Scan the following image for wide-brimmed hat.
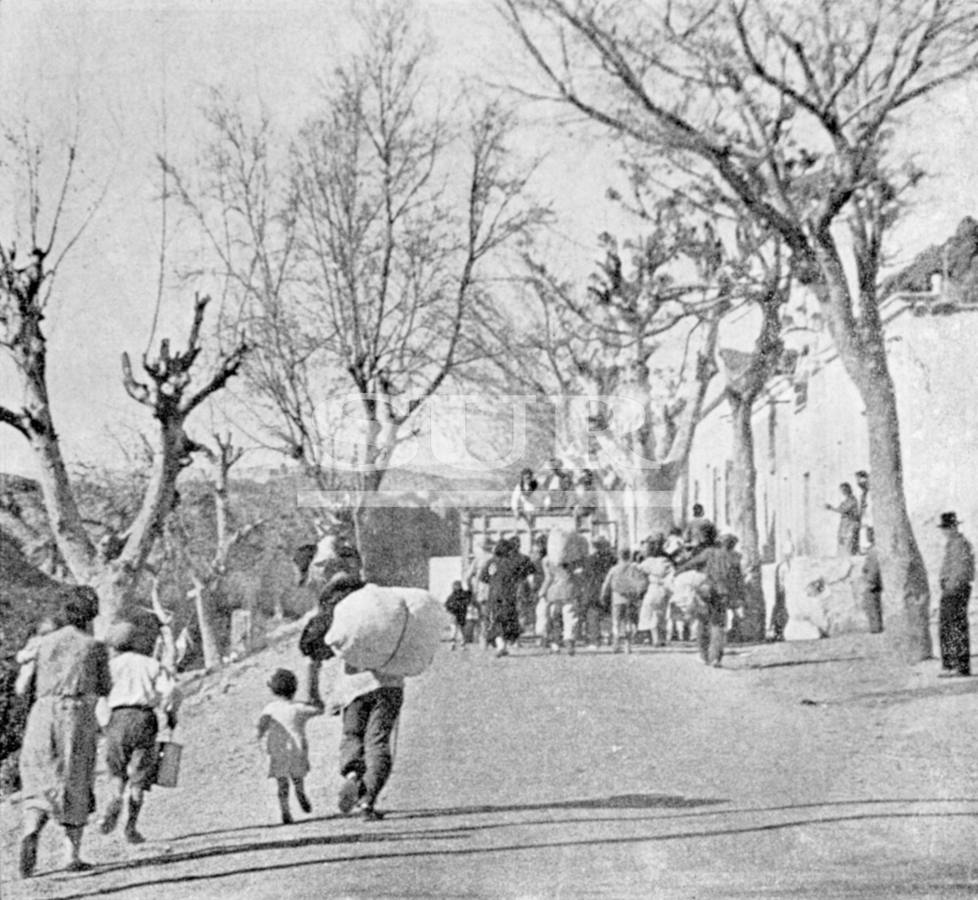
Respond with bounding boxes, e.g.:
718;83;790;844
938;511;961;529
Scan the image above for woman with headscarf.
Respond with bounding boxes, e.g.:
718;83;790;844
18;586;111;877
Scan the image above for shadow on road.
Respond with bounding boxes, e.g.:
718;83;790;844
395;792;725;820
737;656;864;670
41;806;978;900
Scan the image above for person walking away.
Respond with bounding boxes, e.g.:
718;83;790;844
825;482;861;556
99;618;181;844
540;554;585;655
444;580;472;650
676;524;734;667
299;572;366;704
257;668;324;823
937;512;975;678
581;537;616;648
860;527;884;634
481;537;535;657
638;534;674;647
467;538;494;650
601;550;648;654
18;587;111;877
333;662;405;821
13;615;58;701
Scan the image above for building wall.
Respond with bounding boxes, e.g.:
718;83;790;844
686;304;978;595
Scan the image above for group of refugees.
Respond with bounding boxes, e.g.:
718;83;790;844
14;589;180;878
449;503;747;667
14;565;408;879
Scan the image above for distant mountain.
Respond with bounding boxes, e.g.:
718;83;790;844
882;216;978;301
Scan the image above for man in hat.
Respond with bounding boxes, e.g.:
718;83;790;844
937;512;975;678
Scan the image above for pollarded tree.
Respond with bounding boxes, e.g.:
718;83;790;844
0;130;248;623
519;199;727;546
502;0;978;660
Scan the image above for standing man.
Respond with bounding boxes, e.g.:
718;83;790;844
937;512;975;679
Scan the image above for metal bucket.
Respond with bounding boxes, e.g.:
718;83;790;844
154;739;182;788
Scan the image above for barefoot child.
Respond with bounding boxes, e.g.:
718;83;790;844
257;668;324;824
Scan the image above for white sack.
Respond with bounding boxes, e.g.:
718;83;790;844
325;584;449;677
546;528;589;565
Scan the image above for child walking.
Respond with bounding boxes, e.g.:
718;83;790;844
257;668;324;824
99;619;180;844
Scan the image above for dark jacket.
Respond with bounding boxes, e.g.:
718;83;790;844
941;532;975;596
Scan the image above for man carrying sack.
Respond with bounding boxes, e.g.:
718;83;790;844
319;577;448;821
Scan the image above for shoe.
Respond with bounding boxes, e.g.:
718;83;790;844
19;833;39;879
99;797;123;834
338;773;364;814
358;806;386;822
64;859;93;873
495;646;509;658
124;827;146;844
297;794;312;814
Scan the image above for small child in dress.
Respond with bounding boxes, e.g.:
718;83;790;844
257;668;324;824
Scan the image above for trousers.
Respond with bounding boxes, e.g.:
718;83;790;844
939;589;971;675
339;686;404;806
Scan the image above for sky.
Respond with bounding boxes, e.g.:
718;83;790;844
1;0;976;479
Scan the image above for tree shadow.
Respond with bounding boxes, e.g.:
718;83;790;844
738;655;864;670
835;680;978;706
46;807;978;900
394;792;725;821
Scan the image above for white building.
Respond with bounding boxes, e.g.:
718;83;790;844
686;283;978;599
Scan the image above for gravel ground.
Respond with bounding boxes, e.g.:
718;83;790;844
3;628;978;899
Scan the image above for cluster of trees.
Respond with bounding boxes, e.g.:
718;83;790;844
2;0;976;662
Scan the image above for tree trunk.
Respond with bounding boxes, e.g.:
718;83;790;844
728;393;766;642
815;253;931;662
856;355;931;661
22;370;96;582
191;576;223;669
631;463;681;542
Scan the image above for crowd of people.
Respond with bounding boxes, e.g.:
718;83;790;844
452;503;748;666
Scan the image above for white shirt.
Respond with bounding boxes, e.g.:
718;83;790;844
108;651;177;710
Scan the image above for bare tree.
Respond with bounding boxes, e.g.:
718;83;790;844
165;433;264;669
0;127;248;621
288;6;545;493
517;201;727;546
502;0;978;660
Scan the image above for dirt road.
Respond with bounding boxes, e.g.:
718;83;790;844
3;632;978;899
